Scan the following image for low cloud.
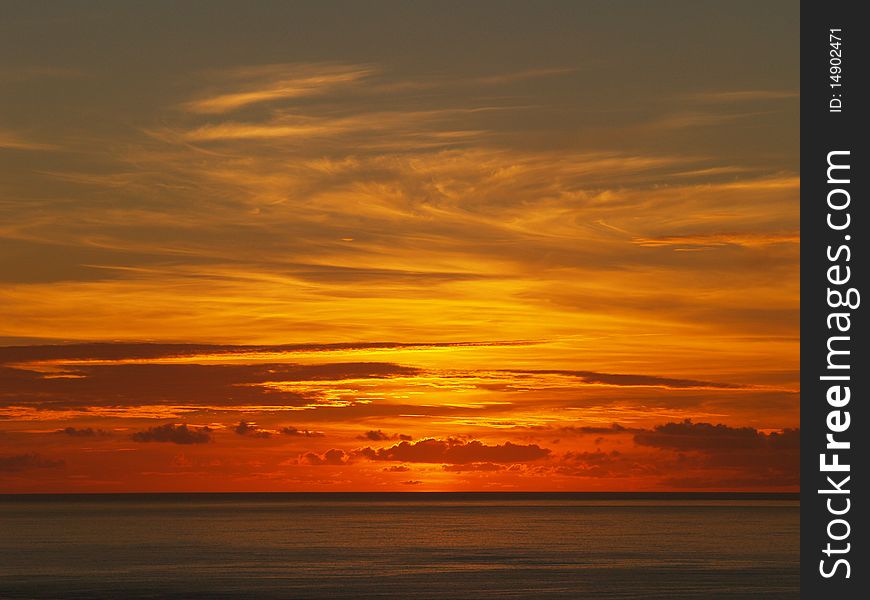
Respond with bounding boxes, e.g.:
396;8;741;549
547;423;640;437
356;438;550;465
634;420;798;451
233;421;271;438
132;424;212;444
556;449;651;478
443;462;505;472
53;426;110;437
0;452;65;472
634;420;800;487
302;448;351;466
281;426;325;437
357;429;412;442
301;449;350;466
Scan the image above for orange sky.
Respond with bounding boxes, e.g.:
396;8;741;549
0;2;798;492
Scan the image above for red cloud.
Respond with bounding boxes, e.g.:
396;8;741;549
301;449;350;465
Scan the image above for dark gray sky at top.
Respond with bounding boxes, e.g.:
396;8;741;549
2;0;797;167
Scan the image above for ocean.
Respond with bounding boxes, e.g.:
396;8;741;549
0;493;798;599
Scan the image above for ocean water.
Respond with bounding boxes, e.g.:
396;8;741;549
0;493;798;599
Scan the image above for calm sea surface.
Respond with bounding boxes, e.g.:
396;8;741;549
0;493;798;599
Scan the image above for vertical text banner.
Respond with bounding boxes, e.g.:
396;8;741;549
802;0;866;596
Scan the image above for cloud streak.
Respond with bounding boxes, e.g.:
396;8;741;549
183;63;377;114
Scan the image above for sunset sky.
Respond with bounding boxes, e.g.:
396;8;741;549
0;1;799;492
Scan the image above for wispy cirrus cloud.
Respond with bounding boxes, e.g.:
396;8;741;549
182;63;378;114
181;62;578;116
0;130;57;151
689;89;799;103
633;231;799;250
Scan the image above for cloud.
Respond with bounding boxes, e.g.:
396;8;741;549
0;130;56;151
0;341;526;366
634;420;797;451
183;63;377;114
0;452;65;472
690;90;799;103
233;421;271;438
0;359;421;409
383;465;410;472
525;420;801;488
634;420;800;487
541;423;640;437
357;429;412;441
555;449;651;478
301;449;349;466
280;426;324;438
360;429;390;441
633;232;799;250
442;462;505;472
180;63;572;118
356;438;550;464
172;108;496;144
178;121;341;142
401;480;423;485
53;427;109;437
475;67;576;85
504;370;740;390
647;110;773;132
132;424;212;444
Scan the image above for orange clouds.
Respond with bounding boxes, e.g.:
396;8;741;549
0;45;798;492
0;335;799;491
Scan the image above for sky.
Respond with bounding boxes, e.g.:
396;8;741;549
0;1;799;492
